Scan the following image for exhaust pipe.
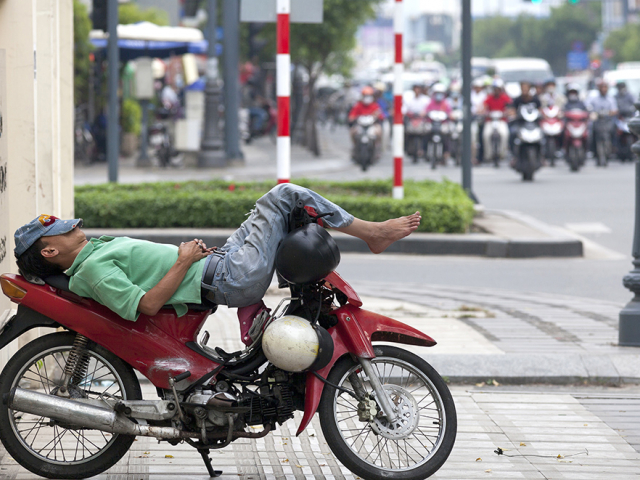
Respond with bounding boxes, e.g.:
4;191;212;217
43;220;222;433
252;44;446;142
6;387;199;440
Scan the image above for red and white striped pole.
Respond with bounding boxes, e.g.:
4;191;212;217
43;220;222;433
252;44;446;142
276;0;291;184
393;0;404;199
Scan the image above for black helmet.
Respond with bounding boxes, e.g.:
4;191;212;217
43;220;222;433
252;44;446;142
275;223;341;285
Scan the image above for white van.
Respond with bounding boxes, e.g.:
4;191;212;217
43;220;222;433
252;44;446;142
604;68;640;98
491;58;554;98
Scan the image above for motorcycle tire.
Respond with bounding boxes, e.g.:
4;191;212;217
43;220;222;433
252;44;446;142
318;345;457;480
567;145;580;172
412;137;420;164
596;139;606;167
491;137;500;168
547;137;556;167
521;146;536;181
0;332;142;479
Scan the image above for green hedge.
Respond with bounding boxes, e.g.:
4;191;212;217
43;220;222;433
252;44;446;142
75;179;475;233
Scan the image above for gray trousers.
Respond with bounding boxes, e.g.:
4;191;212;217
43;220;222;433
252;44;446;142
201;184;354;307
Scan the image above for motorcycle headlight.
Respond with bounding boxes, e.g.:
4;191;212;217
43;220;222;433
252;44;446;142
262;316;334;372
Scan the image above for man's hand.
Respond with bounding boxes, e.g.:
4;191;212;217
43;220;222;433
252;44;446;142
178;239;213;265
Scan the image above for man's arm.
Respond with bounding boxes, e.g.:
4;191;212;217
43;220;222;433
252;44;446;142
138;240;212;316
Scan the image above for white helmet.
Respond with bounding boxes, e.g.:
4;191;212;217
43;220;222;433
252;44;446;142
432;83;446;94
262;316;333;372
492;78;504;89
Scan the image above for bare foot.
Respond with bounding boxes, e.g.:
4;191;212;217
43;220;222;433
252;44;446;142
366;211;421;254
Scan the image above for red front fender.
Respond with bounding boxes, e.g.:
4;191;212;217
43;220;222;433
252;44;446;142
296;305;436;435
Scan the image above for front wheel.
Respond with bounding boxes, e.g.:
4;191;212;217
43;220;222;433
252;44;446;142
318;345;457;480
0;332;142;479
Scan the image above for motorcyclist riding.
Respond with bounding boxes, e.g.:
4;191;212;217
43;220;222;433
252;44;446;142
348;86;384;160
509;81;541;155
482;79;511;164
588;79;617;166
615;81;635;117
564;84;587;112
541;78;566;109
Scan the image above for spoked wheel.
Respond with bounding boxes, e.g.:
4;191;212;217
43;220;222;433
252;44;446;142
0;332;142;479
319;345;457;480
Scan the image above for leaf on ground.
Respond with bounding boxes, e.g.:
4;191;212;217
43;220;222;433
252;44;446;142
476;457;482;462
557;454;564;459
295;465;303;468
476;382;485;387
520;442;526;447
485;469;492;473
165;455;174;458
281;459;289;463
143;452;150;454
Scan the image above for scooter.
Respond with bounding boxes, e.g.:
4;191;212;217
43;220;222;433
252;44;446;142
513;104;543;181
540;104;564;167
483;111;509;167
449;109;464;166
352;115;379;171
425;110;450;170
616;113;635;162
405;113;428;163
0;205;457;480
563;109;589;172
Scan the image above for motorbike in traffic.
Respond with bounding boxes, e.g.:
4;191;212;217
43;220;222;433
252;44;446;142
405;113;428;163
352;114;379;171
0;204;457;480
425;110;450;170
483;111;509;167
513;104;543;181
540;104;564;167
563;109;589;172
449;109;464;166
616;114;635;162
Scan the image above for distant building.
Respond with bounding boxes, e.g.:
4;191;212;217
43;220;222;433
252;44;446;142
408;14;455;53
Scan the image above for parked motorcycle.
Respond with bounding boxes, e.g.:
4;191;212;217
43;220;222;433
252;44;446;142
353;114;379;171
513;104;543;181
482;111;509;167
592;111;614;167
405;113;428;163
148;122;173;167
540;104;564;167
616;114;635;162
425;110;449;170
0;204;457;480
563;109;589;172
246;103;277;144
449;109;464;166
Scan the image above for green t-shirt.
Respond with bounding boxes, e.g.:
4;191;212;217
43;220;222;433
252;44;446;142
66;236;206;321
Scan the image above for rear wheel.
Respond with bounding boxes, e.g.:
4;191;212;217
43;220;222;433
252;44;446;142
596;137;607;166
567;145;580;172
521;146;536;181
412;136;420;164
319;346;457;480
547;137;556;167
0;332;141;479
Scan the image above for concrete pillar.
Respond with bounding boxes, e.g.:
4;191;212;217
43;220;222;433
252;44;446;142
0;0;74;368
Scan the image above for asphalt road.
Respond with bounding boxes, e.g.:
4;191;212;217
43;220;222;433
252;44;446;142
314;126;636;305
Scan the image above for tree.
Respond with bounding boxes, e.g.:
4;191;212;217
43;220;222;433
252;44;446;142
73;0;93;107
258;0;382;156
472;4;600;76
605;24;640;64
118;3;169;26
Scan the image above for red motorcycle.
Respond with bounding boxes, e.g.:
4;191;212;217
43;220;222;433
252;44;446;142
0;208;456;480
540;104;564;167
563;109;589;172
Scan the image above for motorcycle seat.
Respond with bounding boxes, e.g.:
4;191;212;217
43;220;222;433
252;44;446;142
43;274;216;313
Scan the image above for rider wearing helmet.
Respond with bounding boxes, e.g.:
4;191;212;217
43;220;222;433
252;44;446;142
541;78;566;109
482;78;512;114
615;81;636;117
347;86;384;160
564;83;587;112
426;83;452;114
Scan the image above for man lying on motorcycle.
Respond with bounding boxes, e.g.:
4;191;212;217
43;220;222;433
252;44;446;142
14;184;421;338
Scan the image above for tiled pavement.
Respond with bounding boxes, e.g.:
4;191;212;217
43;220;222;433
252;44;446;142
2;284;640;479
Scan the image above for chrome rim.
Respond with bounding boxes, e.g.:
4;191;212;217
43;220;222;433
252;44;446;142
9;345;127;465
332;357;446;472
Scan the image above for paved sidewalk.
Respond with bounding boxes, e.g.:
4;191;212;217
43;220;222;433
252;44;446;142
2;284;640;479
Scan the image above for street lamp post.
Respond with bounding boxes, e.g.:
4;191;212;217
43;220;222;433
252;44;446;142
198;0;225;167
619;101;640;346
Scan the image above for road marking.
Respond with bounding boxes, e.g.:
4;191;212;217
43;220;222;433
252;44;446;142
565;222;612;234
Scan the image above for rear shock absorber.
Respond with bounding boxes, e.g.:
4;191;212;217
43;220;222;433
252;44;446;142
62;334;91;390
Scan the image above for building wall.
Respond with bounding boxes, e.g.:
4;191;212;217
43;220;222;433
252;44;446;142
0;0;74;368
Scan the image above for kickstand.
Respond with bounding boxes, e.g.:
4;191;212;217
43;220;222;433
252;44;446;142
199;449;222;478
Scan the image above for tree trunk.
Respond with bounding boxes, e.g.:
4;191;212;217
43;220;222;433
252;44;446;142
304;70;320;157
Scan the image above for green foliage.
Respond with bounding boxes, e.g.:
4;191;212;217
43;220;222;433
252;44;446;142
605;24;640;64
118;3;169;26
121;99;142;135
75;180;475;233
73;0;93;106
473;4;600;75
